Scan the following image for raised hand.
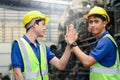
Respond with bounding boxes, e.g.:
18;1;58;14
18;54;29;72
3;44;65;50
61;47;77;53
65;24;78;45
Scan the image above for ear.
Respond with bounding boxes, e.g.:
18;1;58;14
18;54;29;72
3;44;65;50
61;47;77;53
103;21;107;27
88;26;91;32
32;22;37;28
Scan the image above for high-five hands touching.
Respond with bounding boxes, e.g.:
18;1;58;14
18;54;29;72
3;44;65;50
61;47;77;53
65;24;78;45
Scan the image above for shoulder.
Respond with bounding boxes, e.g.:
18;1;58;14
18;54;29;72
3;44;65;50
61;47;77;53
45;46;55;62
12;40;19;48
96;36;116;53
98;37;113;47
12;38;24;46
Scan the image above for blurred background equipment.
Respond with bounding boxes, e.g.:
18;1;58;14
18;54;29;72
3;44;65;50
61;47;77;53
52;0;120;80
0;0;120;80
0;0;71;79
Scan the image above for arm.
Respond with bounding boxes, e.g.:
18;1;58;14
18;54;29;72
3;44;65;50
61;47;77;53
66;24;96;67
49;25;75;70
13;68;24;80
11;41;24;80
72;46;96;67
49;45;71;70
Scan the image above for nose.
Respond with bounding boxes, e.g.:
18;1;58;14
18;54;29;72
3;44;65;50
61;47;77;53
44;25;47;30
91;21;96;26
89;22;96;28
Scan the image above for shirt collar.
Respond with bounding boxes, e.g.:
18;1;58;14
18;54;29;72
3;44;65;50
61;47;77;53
98;31;109;40
23;35;40;46
94;31;109;47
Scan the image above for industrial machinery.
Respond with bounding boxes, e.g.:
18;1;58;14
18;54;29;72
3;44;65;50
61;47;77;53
49;0;120;80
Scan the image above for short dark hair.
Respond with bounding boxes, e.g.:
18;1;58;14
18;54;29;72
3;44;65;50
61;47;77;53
35;18;45;25
88;14;107;22
26;18;45;32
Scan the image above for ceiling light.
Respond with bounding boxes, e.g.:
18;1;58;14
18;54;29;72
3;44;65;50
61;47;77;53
33;0;72;5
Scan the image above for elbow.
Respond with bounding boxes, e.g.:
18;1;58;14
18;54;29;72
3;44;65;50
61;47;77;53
83;62;91;68
56;64;66;70
57;66;65;71
58;68;64;71
82;58;95;67
56;62;66;70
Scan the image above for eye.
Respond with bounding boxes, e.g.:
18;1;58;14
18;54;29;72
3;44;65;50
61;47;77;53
88;20;93;24
94;20;99;23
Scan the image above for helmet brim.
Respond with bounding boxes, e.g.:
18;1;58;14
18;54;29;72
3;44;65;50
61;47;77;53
45;17;50;24
84;13;110;24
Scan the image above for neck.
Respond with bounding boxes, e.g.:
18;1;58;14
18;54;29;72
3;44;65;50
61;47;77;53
95;30;106;39
26;31;37;46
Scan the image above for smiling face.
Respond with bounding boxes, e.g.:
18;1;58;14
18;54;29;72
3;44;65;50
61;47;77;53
88;15;107;38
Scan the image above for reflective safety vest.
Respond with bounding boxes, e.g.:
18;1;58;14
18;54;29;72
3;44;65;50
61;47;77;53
16;38;49;80
90;34;120;80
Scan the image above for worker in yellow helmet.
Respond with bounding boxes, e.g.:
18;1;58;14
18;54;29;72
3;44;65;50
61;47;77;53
66;6;120;80
11;10;72;80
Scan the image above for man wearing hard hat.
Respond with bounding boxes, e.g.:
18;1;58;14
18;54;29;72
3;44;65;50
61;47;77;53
11;11;72;80
66;6;120;80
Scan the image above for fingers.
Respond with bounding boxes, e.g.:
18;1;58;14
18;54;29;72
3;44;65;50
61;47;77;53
68;24;75;35
69;24;74;29
75;33;78;40
65;24;78;45
66;24;75;37
68;24;74;33
66;25;68;33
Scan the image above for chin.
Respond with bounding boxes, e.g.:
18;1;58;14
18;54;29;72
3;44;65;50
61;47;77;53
38;35;44;37
91;32;95;36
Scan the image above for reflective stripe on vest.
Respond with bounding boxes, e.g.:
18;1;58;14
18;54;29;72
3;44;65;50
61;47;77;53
90;34;120;74
91;67;120;74
17;38;48;80
24;70;48;79
18;38;31;73
104;34;120;68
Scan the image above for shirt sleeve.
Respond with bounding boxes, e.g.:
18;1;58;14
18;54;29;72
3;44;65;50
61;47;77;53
90;37;116;62
46;46;55;62
11;41;24;72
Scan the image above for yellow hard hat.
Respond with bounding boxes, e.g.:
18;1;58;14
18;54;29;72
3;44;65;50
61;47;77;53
23;11;49;28
84;6;110;23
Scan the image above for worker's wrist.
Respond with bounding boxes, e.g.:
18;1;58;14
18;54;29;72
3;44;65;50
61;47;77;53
70;42;77;48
